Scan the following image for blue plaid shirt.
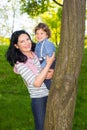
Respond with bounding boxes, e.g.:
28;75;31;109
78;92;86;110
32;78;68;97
35;38;56;68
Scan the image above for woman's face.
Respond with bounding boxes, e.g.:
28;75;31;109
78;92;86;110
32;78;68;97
15;34;32;54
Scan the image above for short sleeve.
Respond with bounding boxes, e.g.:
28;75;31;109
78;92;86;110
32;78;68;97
44;41;56;57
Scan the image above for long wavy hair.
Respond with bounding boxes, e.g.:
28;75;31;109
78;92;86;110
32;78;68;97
6;30;36;66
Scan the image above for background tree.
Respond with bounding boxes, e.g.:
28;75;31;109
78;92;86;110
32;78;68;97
0;2;11;37
0;0;21;37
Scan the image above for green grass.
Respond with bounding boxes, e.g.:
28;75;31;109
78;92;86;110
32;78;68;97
0;45;34;130
72;48;87;130
0;45;87;130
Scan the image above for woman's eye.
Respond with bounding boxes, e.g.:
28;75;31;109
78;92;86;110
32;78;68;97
20;40;24;43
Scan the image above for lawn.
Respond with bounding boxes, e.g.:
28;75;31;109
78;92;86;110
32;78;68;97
0;45;87;130
73;47;87;130
0;45;35;130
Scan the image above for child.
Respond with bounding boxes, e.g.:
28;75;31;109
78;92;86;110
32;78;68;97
35;23;56;90
6;30;55;130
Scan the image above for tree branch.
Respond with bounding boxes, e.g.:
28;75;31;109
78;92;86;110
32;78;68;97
52;0;63;7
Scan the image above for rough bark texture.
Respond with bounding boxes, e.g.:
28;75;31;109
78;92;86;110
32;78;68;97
44;0;86;130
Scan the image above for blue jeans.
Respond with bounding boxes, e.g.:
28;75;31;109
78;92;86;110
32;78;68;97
31;96;48;130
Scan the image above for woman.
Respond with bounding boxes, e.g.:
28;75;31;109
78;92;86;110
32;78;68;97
6;30;55;130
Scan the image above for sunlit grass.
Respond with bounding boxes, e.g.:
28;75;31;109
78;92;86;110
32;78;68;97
0;45;87;130
73;48;87;130
0;45;34;130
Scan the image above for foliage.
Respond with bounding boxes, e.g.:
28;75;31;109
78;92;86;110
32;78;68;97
0;36;10;45
21;0;50;17
85;35;87;47
40;7;62;45
20;0;63;17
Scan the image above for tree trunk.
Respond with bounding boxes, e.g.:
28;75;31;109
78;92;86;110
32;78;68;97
44;0;86;130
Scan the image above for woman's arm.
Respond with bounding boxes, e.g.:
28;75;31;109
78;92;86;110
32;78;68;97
15;53;55;88
34;53;55;87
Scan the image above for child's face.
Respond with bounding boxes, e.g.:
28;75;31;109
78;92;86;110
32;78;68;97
35;29;48;42
15;34;32;54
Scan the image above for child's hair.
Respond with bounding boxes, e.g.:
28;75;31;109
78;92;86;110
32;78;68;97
35;23;51;38
6;30;35;66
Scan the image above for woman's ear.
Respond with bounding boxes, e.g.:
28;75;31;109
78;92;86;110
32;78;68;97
14;44;19;49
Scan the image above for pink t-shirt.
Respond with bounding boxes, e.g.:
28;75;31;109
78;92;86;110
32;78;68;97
14;53;40;75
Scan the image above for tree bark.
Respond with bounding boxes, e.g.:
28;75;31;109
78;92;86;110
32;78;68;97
44;0;86;130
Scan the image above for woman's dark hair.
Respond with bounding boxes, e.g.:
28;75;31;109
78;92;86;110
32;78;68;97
6;30;35;66
35;23;51;38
